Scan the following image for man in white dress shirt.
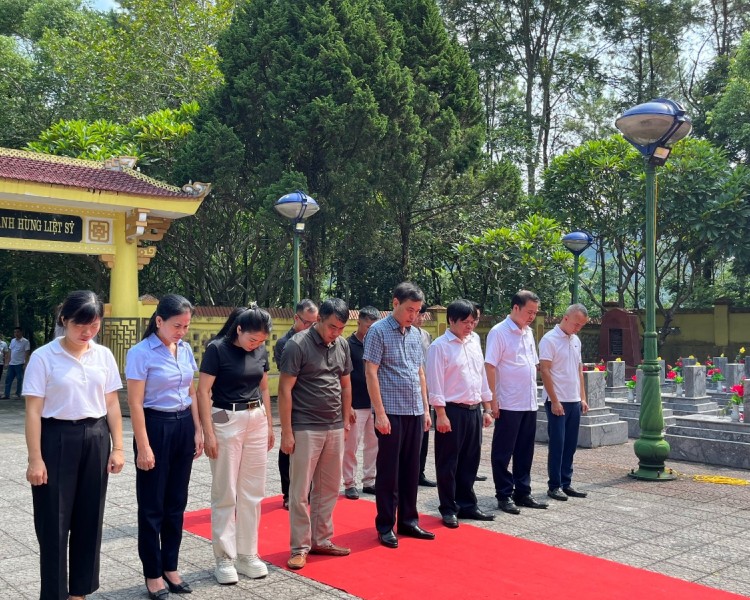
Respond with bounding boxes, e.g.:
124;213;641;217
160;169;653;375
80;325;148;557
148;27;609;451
539;304;589;502
485;290;548;514
427;300;494;528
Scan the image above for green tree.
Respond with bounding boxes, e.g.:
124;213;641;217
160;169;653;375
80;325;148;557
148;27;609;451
451;214;571;314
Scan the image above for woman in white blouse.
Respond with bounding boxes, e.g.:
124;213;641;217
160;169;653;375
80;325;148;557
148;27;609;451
24;290;124;600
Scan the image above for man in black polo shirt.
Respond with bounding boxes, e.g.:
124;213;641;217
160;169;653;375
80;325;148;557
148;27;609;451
278;298;353;570
274;299;318;509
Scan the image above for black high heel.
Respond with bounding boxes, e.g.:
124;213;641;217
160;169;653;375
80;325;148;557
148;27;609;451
145;577;170;600
163;573;192;594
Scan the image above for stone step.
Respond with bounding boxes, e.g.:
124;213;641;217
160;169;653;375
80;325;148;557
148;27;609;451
665;416;750;469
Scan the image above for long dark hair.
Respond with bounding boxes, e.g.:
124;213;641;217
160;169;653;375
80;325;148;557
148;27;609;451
143;294;194;340
57;290;104;326
213;307;248;340
225;305;272;343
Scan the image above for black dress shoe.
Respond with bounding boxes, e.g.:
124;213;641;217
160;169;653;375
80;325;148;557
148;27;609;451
378;530;398;548
547;488;568;502
418;476;437;487
163;573;192;594
563;486;588;498
146;578;170;600
497;497;521;514
457;508;495;521
362;485;376;495
442;514;459;528
514;495;548;509
397;524;436;539
474;474;488;481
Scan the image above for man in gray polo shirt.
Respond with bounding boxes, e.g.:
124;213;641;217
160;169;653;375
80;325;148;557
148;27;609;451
278;298;353;570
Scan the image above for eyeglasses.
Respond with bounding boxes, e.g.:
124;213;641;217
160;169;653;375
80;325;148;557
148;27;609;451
295;314;316;328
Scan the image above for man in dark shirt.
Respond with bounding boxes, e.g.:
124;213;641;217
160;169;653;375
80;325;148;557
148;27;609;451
278;298;353;570
342;306;380;499
274;299;318;509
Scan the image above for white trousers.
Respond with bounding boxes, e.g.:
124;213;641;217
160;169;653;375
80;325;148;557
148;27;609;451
342;408;377;488
289;429;344;554
209;406;268;559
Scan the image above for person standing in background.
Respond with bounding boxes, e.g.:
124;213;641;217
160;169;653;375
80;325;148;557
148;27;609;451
126;294;204;599
0;334;7;382
4;326;30;398
274;299;319;510
414;306;436;488
342;306;380;499
23;291;124;600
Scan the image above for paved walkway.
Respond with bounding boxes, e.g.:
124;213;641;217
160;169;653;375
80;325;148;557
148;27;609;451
1;396;748;599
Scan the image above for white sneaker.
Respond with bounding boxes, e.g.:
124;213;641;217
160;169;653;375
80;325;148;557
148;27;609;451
236;554;269;579
214;556;239;585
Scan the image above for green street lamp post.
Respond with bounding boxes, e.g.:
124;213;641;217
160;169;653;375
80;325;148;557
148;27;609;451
274;191;320;305
561;230;594;304
615;98;692;481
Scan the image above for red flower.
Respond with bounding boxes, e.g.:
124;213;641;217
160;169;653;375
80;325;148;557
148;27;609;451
731;383;744;397
595;364;606;372
666;370;677;380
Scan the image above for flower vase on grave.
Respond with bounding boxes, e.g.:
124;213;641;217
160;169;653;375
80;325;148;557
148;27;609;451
627;389;634;402
730;405;740;422
675;383;683;397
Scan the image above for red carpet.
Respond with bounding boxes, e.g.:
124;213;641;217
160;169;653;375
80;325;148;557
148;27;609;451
184;496;744;600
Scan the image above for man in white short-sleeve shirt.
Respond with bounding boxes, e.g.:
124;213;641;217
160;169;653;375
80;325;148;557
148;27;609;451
485;290;548;514
539;304;589;502
4;327;30;398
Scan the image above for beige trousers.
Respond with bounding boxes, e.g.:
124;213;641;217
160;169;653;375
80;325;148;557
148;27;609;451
289;428;344;554
342;408;377;488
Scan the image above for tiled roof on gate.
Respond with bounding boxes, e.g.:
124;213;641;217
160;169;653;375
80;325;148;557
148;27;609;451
0;148;209;199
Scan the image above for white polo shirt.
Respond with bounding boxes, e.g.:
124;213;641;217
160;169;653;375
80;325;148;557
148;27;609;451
23;338;123;420
484;316;538;411
538;325;582;403
426;330;492;407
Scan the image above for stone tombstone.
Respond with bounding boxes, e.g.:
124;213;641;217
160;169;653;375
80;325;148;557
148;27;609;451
725;363;744;388
745;360;750;379
683;365;706;398
597;307;642;367
606;361;625;388
681;357;697;367
583;370;606;410
713;356;728;376
659;359;666;384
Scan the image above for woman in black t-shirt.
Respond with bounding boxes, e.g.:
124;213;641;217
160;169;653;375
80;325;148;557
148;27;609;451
197;307;274;585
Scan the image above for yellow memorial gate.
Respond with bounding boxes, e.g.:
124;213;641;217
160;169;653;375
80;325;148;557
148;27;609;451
0;147;210;371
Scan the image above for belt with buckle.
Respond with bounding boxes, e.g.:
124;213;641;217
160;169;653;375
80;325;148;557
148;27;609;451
213;399;262;411
450;402;480;410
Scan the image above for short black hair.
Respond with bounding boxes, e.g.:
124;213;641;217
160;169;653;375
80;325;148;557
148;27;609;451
296;299;317;314
447;299;477;323
511;290;540;310
393;282;425;304
319;298;349;323
57;290;104;326
358;306;380;322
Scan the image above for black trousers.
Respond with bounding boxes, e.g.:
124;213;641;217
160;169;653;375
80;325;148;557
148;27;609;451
279;450;290;500
374;414;423;533
490;410;537;500
32;416;110;600
435;404;482;516
135;408;195;579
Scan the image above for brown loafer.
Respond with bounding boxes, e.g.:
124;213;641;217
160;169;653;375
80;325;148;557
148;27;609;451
309;543;351;556
287;553;307;570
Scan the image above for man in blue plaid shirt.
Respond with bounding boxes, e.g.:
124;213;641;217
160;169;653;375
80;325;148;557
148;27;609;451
364;282;435;549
